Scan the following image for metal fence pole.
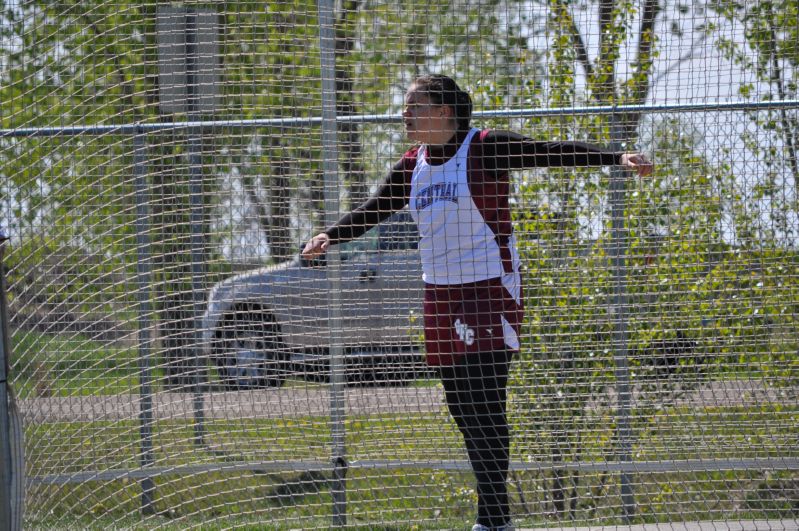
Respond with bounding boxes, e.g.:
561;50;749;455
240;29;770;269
4;99;798;139
608;115;636;522
185;10;207;447
317;0;347;526
0;229;23;530
0;231;13;529
134;131;157;515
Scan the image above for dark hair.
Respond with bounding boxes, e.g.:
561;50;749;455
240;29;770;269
410;74;473;131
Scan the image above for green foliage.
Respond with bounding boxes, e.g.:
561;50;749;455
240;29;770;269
510;1;799;500
709;0;799;239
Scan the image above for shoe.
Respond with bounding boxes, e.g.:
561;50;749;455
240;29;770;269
471;522;515;531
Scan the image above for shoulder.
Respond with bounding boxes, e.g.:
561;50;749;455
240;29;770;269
469;128;527;159
476;129;530;144
387;145;422;186
399;145;422;168
470;129;531;154
403;144;422;158
467;129;492;157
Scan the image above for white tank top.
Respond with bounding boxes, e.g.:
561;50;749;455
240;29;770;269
409;128;513;285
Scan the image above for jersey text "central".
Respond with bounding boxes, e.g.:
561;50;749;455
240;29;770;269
415;182;458;210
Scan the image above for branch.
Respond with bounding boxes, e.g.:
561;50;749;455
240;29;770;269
554;0;594;79
598;0;614;44
594;0;618;102
629;0;661;105
764;5;799;191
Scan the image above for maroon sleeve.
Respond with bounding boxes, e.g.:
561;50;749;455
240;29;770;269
323;151;416;244
479;129;622;173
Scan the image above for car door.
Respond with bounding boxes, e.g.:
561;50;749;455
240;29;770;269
340;246;384;346
335;230;385;346
371;211;424;346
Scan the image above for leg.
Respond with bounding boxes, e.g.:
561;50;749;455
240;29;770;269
440;350;513;528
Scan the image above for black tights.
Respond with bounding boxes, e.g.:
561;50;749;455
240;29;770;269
439;350;513;528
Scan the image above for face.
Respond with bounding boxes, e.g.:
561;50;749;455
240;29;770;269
402;88;456;145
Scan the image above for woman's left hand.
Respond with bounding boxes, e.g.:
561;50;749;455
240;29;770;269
620;153;654;177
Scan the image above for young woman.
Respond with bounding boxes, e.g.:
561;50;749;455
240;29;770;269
302;74;652;531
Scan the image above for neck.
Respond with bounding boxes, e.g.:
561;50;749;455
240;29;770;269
425;128;470;165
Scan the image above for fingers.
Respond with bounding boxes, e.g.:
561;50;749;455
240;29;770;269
632;158;653;177
301;239;322;259
621;153;654;177
301;233;330;260
301;242;320;260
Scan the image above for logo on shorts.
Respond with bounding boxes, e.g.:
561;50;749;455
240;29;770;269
454;319;475;346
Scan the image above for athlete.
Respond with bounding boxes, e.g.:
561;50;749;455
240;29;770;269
302;74;652;531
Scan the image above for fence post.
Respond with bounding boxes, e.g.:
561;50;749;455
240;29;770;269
0;229;23;531
134;131;157;515
317;0;347;526
0;231;13;529
185;9;207;448
608;114;636;522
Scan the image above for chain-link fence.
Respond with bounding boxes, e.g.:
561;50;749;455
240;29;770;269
1;1;797;529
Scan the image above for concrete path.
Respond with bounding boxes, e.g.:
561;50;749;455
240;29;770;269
19;378;797;423
520;520;798;531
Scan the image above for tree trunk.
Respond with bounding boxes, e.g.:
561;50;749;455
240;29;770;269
268;134;293;261
151;142;200;389
336;0;368;206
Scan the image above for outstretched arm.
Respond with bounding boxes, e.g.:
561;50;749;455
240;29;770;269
301;160;411;260
481;130;653;176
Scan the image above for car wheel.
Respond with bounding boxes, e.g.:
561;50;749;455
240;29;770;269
214;305;289;389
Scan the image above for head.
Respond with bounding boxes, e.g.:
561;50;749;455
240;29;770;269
403;74;473;145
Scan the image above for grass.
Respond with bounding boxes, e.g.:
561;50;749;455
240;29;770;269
10;329;142;397
10;329;799;528
21;407;799;529
9;329;440;397
24;415;474;529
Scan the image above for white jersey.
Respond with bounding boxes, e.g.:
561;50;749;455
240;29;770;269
409;128;521;286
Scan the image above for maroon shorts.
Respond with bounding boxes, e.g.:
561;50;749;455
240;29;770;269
423;276;523;366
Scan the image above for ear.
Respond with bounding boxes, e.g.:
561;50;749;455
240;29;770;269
439;105;455;118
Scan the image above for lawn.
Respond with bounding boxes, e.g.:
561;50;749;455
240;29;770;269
11;330;798;528
21;407;799;529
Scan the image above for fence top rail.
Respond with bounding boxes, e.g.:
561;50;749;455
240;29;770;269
1;99;797;139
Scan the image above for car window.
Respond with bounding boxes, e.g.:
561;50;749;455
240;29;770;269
378;210;419;251
339;226;378;261
335;210;418;261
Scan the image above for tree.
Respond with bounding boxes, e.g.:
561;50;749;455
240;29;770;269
217;0;325;262
510;0;666;518
0;1;330;385
709;0;799;246
511;0;799;519
1;1;159;332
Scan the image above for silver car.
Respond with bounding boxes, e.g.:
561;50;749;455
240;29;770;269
202;210;426;388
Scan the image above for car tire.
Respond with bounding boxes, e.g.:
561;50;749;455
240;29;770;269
214;305;289;390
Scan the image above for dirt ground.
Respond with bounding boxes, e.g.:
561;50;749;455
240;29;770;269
18;378;797;423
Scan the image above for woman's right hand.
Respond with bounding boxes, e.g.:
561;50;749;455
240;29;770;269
301;233;331;260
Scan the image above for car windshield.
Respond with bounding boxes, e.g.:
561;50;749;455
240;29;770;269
339;228;378;258
378;210;418;251
337;210;418;259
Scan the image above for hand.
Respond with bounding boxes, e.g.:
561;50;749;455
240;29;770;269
620;153;653;177
302;233;330;260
